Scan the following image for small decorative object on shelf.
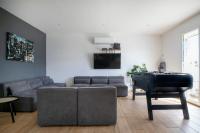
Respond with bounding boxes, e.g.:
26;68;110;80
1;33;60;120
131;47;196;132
101;48;115;53
158;55;166;73
102;48;108;53
99;42;121;53
108;48;113;53
113;43;120;53
113;43;120;50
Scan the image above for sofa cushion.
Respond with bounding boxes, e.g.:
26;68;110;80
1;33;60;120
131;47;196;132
29;78;43;89
74;76;91;84
42;76;54;85
108;76;124;84
4;80;31;94
91;76;108;84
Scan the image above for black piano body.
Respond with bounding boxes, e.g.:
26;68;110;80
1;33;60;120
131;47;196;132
132;72;193;120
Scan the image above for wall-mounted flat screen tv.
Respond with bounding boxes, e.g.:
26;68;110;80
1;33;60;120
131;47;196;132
94;53;121;69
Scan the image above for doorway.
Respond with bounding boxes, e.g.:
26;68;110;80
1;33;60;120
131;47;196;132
182;29;200;105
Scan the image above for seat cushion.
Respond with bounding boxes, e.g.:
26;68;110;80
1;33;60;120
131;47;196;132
74;76;91;84
91;76;108;84
108;76;124;84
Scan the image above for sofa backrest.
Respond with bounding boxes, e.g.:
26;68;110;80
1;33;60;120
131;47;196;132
0;76;54;96
108;76;124;84
91;76;108;84
3;80;31;95
74;76;125;85
74;76;91;84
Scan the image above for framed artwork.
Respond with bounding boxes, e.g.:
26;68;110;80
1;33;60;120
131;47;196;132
6;32;34;63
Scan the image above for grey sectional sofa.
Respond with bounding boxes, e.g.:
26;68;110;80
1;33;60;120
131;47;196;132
0;76;66;112
73;76;128;97
37;86;117;126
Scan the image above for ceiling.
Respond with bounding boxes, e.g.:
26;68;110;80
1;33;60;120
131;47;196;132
0;0;200;35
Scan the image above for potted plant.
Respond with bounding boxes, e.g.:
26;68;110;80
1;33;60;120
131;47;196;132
127;64;148;95
127;64;148;76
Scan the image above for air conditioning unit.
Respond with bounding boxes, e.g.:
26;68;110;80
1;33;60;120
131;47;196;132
94;37;114;44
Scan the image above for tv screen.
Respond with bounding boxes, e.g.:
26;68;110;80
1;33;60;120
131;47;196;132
94;53;121;69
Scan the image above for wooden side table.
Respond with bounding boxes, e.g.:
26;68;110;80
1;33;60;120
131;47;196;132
0;97;18;123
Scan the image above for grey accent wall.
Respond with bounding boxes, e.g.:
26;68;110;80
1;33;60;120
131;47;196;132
0;7;46;82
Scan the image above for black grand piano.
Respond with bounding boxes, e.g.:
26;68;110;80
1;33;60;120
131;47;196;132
132;72;193;120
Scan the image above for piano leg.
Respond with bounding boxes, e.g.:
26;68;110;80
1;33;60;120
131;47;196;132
180;92;189;119
146;93;153;120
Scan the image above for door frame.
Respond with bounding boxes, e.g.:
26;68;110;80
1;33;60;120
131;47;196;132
181;28;200;102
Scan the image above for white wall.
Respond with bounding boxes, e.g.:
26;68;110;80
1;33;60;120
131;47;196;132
162;13;200;72
47;13;200;86
47;32;162;86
